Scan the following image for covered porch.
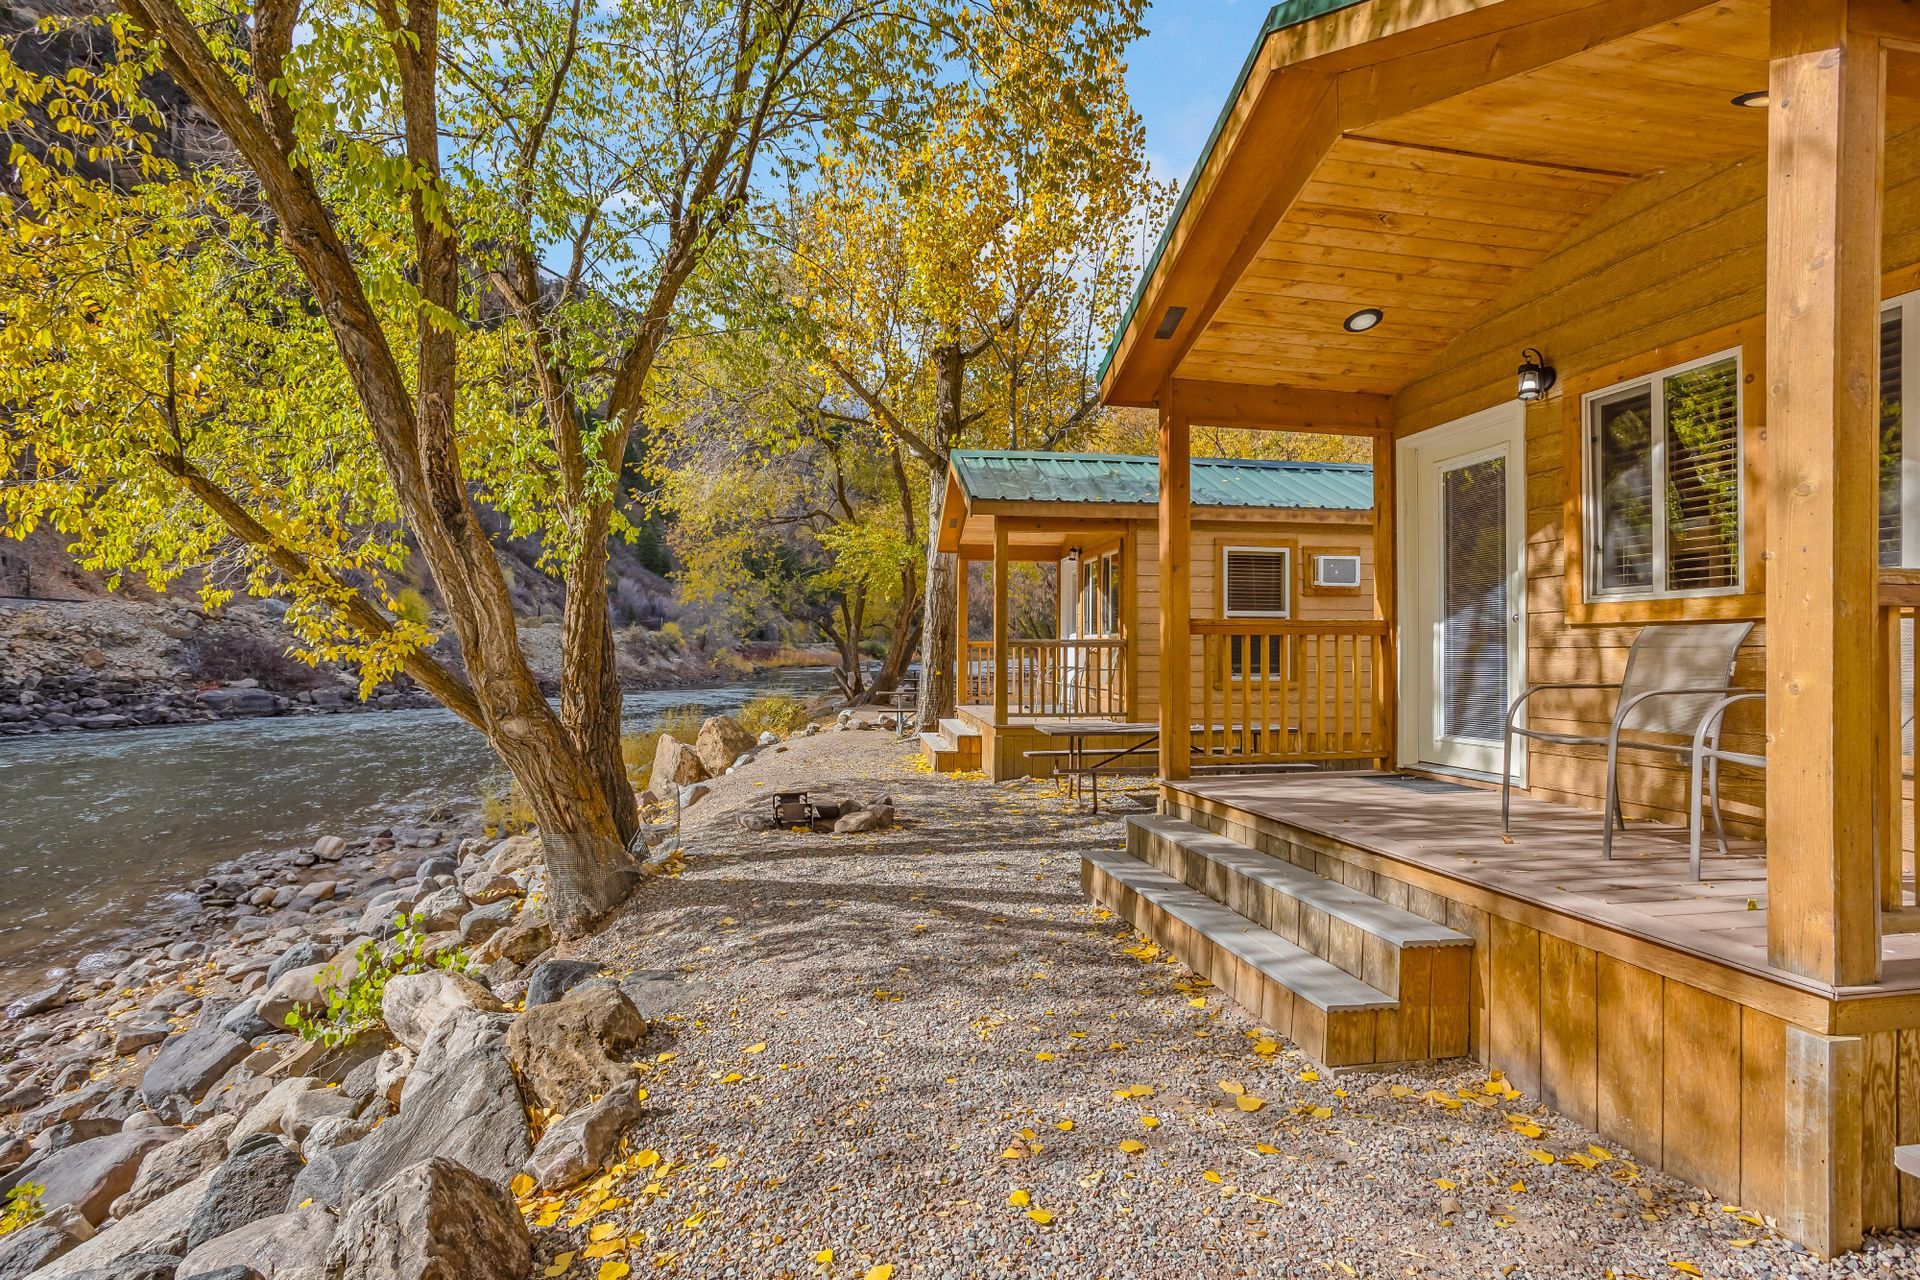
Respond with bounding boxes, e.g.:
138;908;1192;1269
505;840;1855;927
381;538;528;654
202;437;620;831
1089;0;1920;1254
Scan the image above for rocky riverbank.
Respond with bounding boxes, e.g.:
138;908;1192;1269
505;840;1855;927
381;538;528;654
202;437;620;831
0;709;827;1279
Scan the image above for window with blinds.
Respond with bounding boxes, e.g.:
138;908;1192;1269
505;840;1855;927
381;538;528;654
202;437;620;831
1880;304;1907;567
1584;350;1743;601
1222;547;1291;618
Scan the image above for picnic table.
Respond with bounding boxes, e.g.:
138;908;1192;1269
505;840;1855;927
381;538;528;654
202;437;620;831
1026;719;1159;814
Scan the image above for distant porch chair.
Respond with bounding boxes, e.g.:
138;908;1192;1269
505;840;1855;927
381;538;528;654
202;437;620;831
1500;620;1756;863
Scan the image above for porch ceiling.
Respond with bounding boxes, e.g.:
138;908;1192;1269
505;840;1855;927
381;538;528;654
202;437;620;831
1112;0;1920;406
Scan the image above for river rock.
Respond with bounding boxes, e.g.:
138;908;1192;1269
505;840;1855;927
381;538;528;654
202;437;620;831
407;886;468;934
484;835;542;876
523;1079;646;1191
282;1088;357;1143
379;971;503;1053
505;984;648;1112
113;1022;170;1056
59;1253;180;1280
255;963;339;1032
462;874;523;905
457;900;517;946
5;981;69;1021
0;1204;92;1280
523;959;605;1008
4;1126;179;1225
265;941;329;987
196;686;280;717
339;1009;530;1205
312;835;346;861
649;733;707;791
230;1078;324;1148
142;1022;252;1116
475;908;549;965
287;1140;355;1212
36;1117;122;1154
186;1134;303;1251
113;1112;238;1217
176;1207;333;1280
325;1157;530;1280
218;998;276;1042
693;715;755;775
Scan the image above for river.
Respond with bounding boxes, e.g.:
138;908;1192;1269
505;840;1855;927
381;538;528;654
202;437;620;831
0;669;835;998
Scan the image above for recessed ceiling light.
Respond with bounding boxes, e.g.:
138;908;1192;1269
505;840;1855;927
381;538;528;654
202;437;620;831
1732;90;1770;108
1343;307;1384;333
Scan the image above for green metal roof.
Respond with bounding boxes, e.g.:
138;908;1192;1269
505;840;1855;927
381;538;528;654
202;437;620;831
951;450;1372;511
1098;0;1371;386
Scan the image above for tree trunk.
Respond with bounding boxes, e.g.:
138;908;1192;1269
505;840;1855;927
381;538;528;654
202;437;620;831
560;519;640;845
915;342;967;730
873;565;921;696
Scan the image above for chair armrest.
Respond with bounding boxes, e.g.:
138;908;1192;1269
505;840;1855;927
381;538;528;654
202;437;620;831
1615;685;1754;726
1504;682;1621;732
1691;691;1765;755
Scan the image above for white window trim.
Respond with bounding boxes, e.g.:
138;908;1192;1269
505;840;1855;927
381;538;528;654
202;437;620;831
1580;345;1745;603
1221;545;1291;619
1312;553;1362;588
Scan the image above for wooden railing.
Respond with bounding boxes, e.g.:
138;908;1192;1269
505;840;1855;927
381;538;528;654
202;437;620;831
1193;620;1391;766
963;638;1129;717
1876;571;1920;934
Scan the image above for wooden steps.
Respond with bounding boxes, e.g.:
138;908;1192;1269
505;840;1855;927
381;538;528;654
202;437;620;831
1081;815;1473;1067
919;718;981;771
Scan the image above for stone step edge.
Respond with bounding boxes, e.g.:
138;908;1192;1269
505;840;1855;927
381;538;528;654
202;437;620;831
1129;814;1471;951
1084;848;1397;1015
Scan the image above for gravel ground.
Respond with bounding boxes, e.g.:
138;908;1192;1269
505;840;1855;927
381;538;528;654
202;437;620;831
524;719;1919;1280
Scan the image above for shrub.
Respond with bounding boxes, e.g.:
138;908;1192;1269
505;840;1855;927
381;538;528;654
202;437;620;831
184;629;328;691
285;914;469;1048
392;587;433;626
480;778;536;837
1;1184;43;1237
737;692;810;738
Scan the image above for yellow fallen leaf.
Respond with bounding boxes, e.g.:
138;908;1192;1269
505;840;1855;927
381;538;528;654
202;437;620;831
1254;1039;1279;1056
719;1072;743;1084
1141;1115;1160;1129
1217;1080;1244;1096
1118;1139;1145;1154
813;1248;834;1264
634;1149;660;1168
1000;1146;1025;1159
1588;1144;1612;1161
583;1239;625;1260
1434;1178;1457;1191
543;1254;575;1278
1729;1238;1756;1248
1025;1207;1054;1225
1008;1189;1031;1207
1667;1264;1702;1277
1203;1170;1223;1184
1188;996;1206;1008
510;1174;535;1198
1527;1149;1556;1165
707;1155;729;1170
1389;1084;1414;1099
865;1267;894;1280
1309;1106;1333;1120
1235;1095;1266;1113
1509;1180;1526;1194
1256;1143;1280;1155
1298;1070;1320;1083
1035;1052;1055;1062
744;1042;767;1053
1053;1119;1074;1131
597;1263;630;1280
589;1223;621;1242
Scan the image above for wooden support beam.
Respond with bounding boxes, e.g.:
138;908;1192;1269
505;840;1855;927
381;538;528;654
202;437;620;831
1781;1028;1865;1257
1167;379;1392;435
1159;392;1192;782
992;524;1009;728
1121;523;1140;723
954;557;969;703
1763;0;1886;988
1371;431;1398;770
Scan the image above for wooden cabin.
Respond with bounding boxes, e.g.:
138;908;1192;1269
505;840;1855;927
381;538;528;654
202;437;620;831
1089;0;1920;1256
922;450;1379;779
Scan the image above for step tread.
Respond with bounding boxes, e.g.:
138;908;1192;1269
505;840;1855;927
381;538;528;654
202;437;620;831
938;717;982;741
1130;815;1471;950
1085;848;1397;1013
918;731;957;753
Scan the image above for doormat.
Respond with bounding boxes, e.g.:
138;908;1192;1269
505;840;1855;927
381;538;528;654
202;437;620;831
1362;774;1481;796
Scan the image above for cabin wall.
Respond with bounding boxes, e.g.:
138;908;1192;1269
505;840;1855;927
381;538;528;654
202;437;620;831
1392;130;1920;827
1130;517;1377;717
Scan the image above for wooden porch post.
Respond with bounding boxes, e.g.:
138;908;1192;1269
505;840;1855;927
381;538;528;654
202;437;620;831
1371;429;1398;770
954;557;969;706
1121;523;1140;722
1764;0;1885;991
992;522;1009;727
1159;390;1192;781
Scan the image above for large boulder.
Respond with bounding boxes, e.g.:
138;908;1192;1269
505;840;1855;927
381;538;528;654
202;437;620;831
522;1080;647;1191
484;835;542;876
408;887;469;934
379;972;504;1053
229;1079;324;1149
58;1253;180;1280
648;733;707;791
4;1127;179;1225
473;909;550;966
22;1167;215;1279
287;1141;356;1213
256;963;337;1031
186;1134;304;1251
693;715;756;775
523;959;604;1009
339;1010;530;1205
324;1157;531;1280
505;984;648;1112
0;1205;92;1280
112;1112;238;1217
175;1207;334;1280
142;1022;252;1115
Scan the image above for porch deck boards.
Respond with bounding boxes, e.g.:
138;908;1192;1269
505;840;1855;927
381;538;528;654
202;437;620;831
1167;772;1920;995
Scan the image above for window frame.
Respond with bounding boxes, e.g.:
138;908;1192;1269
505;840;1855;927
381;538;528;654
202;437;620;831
1881;288;1920;568
1220;544;1292;620
1579;345;1747;604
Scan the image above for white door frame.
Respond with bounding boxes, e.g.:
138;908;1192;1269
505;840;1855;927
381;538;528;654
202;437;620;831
1397;402;1529;781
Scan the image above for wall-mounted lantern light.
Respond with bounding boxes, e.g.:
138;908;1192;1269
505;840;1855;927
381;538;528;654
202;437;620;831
1516;349;1558;402
1065;546;1082;563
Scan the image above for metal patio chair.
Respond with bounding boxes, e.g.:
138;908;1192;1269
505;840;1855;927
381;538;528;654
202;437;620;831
1685;690;1766;880
1500;620;1756;862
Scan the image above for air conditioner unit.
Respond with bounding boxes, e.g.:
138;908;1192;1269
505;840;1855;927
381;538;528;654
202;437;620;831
1312;554;1362;588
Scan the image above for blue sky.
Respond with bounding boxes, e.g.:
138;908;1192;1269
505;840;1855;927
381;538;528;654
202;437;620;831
1126;2;1270;192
